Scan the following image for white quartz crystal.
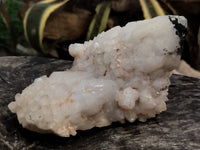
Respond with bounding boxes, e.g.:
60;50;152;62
8;16;187;137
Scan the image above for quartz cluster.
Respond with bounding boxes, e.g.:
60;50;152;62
8;16;187;137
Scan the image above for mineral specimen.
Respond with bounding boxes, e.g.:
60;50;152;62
8;15;187;137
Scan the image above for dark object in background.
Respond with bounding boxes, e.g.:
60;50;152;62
165;0;200;70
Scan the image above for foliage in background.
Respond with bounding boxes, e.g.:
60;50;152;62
139;0;165;19
24;0;70;54
23;0;169;54
87;1;111;40
6;0;23;39
0;15;10;50
0;0;23;53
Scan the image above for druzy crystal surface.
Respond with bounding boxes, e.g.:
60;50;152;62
8;16;187;137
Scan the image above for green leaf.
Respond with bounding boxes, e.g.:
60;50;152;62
24;0;70;54
0;0;11;33
5;0;23;39
87;1;111;40
0;16;10;48
139;0;165;19
0;0;23;49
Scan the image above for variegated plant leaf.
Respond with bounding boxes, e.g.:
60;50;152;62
24;0;69;53
87;1;111;40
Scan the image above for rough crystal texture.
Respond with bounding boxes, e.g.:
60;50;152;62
8;16;187;137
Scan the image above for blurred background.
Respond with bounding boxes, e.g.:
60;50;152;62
0;0;199;73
